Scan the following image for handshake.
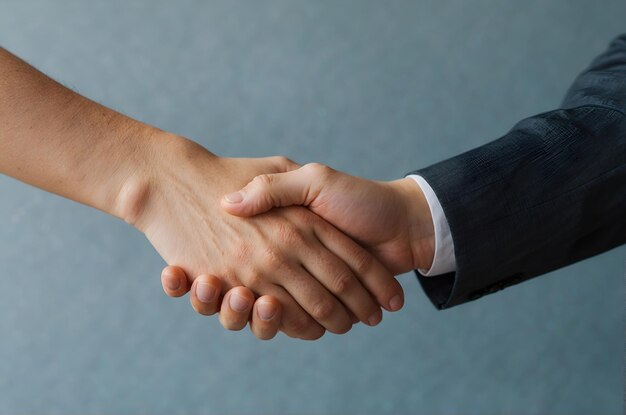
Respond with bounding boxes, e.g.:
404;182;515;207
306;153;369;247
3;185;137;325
0;46;435;343
7;35;620;342
137;134;436;340
0;31;623;348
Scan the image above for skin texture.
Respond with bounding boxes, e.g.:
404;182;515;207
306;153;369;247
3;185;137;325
222;163;435;274
0;47;405;341
129;139;405;338
162;163;436;339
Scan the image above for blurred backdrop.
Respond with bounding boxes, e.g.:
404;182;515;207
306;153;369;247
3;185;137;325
0;1;624;414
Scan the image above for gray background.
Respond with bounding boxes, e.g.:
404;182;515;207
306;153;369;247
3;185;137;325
0;1;623;414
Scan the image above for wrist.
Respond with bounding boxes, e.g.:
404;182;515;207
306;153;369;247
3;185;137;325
110;129;219;230
389;177;435;271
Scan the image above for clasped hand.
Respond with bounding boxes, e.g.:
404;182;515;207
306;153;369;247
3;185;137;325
149;136;435;340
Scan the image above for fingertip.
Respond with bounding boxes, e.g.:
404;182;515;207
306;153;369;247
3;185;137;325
388;292;404;312
385;283;405;312
251;296;282;340
161;265;185;282
161;265;190;297
219;286;255;331
255;295;281;321
193;274;222;299
366;308;383;327
301;326;326;341
190;274;222;316
229;286;255;310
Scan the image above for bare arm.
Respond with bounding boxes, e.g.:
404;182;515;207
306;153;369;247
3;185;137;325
0;47;154;217
0;47;405;339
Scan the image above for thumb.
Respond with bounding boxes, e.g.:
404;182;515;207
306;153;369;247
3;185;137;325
221;166;316;217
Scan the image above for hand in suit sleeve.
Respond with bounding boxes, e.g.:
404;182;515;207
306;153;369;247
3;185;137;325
208;34;625;314
411;34;626;309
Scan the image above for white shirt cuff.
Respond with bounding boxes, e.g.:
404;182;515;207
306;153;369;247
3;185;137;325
406;174;457;276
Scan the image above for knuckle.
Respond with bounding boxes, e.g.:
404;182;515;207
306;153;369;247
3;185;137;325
311;299;336;321
319;164;334;179
288;206;315;225
276;222;303;245
303;162;330;175
245;271;264;288
332;270;355;294
260;247;284;272
352;249;374;275
253;173;275;189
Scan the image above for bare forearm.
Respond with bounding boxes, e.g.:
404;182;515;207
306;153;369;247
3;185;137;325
0;47;165;217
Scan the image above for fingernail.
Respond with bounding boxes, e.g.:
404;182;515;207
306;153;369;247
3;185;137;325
257;301;277;321
224;192;244;204
164;275;181;291
196;282;217;303
229;293;250;312
368;309;382;326
389;294;403;311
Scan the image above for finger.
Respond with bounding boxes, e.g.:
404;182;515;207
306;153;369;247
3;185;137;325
249;295;282;340
189;275;223;316
301;237;383;327
275;262;353;334
314;221;405;313
161;265;191;298
260;284;326;341
219;286;255;331
221;166;316;217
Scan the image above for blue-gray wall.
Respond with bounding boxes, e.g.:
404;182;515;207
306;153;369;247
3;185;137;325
0;1;623;414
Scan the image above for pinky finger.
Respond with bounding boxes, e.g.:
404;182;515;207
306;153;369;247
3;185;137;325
250;296;282;340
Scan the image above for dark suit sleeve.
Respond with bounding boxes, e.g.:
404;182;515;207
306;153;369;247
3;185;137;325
410;34;626;309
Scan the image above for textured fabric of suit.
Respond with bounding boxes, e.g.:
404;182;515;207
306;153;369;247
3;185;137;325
412;34;626;309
